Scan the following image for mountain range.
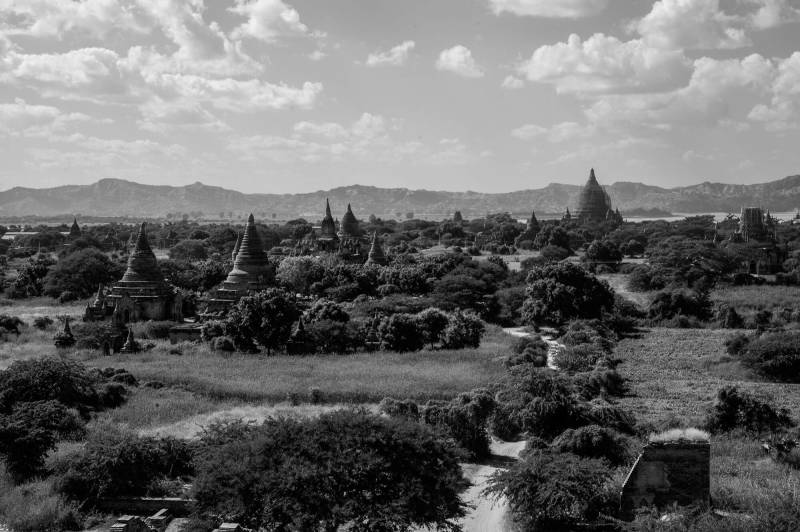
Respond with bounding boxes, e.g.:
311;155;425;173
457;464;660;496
1;175;799;219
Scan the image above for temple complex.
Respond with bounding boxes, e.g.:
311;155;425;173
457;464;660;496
730;207;777;243
292;199;369;261
69;217;81;238
516;210;541;246
574;169;621;224
727;207;786;274
84;222;183;324
205;213;273;312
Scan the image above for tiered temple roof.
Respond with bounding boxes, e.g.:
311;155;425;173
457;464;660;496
319;199;338;241
340;203;359;238
575;168;614;224
118;223;169;287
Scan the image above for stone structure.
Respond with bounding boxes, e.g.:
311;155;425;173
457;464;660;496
69;217;82;238
516;210;541;246
292;199;367;261
109;515;151;532
205;213;272;313
317;198;339;252
620;432;710;520
120;328;140;354
85;223;182;325
730;207;777;243
286;318;314;354
365;232;387;266
574;168;618;225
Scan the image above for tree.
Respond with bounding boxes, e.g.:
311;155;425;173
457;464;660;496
223;289;300;353
486;450;612;531
533;225;571;251
303;299;356;354
441;310;485;349
276;256;325;295
705;385;794;434
379;313;424;352
583;239;622;269
192;410;466;531
416;308;450;348
168;239;207;261
6;255;55;299
521;263;615;326
42;248;123;299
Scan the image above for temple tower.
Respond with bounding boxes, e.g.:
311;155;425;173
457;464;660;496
69;217;81;238
575;168;614;224
366;232;387;266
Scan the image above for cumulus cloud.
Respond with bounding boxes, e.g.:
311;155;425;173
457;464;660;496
633;0;750;50
436;45;484;78
228;0;308;42
748;0;800;29
501;75;524;89
488;0;608;18
512;121;595;142
517;33;690;94
365;41;415;67
0;98;93;137
0;0;150;38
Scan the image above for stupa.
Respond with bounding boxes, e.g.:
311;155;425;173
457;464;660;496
69;217;81;238
103;222;183;325
574;168;615;224
205;213;273;312
365;232;387;266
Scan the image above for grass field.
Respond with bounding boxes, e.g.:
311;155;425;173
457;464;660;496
711;284;800;316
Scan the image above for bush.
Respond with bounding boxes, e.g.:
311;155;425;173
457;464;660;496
738;331;800;382
379;313;424;352
200;320;225;342
33;316;54;330
725;331;751;355
0;314;24;335
211;336;235;352
422;389;495;460
72;321;119;351
705;385;794;435
191;410;467;530
521;262;615;326
56;423;194;502
486;450;613;531
378;397;420;422
223;288;300;353
551;425;632;466
560;319;616;353
553;344;604;373
441;310;484;349
416;307;450;348
573;369;628;399
718;306;745;329
648;288;713;322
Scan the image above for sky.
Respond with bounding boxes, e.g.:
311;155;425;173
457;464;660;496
0;0;798;193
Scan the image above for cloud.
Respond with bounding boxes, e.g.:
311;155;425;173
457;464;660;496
0;0;150;38
488;0;608;18
365;41;415;67
748;0;800;29
501;75;524;89
228;0;309;43
512;121;595;143
633;0;750;50
0;98;93;137
436;45;484;78
518;33;690;94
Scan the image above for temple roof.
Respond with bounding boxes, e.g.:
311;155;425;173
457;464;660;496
119;222;166;285
575;168;613;223
223;213;271;285
527;210;540;231
69;217;81;237
366;231;387;265
340;203;359;237
319;198;337;239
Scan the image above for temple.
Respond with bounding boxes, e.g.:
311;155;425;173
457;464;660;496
293;199;369;261
69;217;81;238
84;222;183;324
205;213;273;312
730;207;777;243
574;169;621;224
366;232;387;266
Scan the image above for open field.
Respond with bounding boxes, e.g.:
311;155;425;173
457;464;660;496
712;285;800;317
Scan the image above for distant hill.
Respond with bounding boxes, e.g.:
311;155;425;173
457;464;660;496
0;175;799;219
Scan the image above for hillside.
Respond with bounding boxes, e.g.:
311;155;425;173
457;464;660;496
0;175;799;219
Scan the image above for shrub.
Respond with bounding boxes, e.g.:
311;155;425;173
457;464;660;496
705;385;794;435
33;316;54;330
739;331;800;382
305;319;362;354
379;313;424;352
648;288;713;322
223;288;300;353
211;336;235;352
493;366;586;441
422;389;495;460
718;306;745;329
551;425;632;466
378;397;420;422
553;344;604;373
133;320;174;340
725;331;751;355
0;314;24;335
521;262;615;326
56;423;194;502
583;399;638;435
441;310;484;349
72;321;119;351
200;320;225;342
573;369;628;399
0;357;101;417
192;409;466;530
560;319;616;353
486;450;613;531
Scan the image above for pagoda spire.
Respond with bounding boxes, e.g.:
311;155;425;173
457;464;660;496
120;222;164;284
589;168;597;182
231;231;242;261
325;198;332;219
366;231;387;266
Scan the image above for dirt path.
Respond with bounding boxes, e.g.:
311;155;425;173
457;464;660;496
458;439;526;532
503;326;562;369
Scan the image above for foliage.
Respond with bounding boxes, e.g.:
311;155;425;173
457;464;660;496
42;249;123;300
705;386;794;434
553;344;605;373
56;423;194;501
422;389;495;460
379;313;425;352
738;331;800;382
584;239;622;269
521;262;615;326
725;331;751;355
0;314;24;335
378;397;420;422
33;315;54;330
0;478;82;532
551;425;632;466
441;310;485;349
223;288;300;353
192;409;466;531
168;239;207;261
6;256;55;299
0;401;84;482
416;308;450;348
486;450;613;531
648;288;713;322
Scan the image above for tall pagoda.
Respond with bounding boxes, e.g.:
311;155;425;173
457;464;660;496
574;168;616;224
